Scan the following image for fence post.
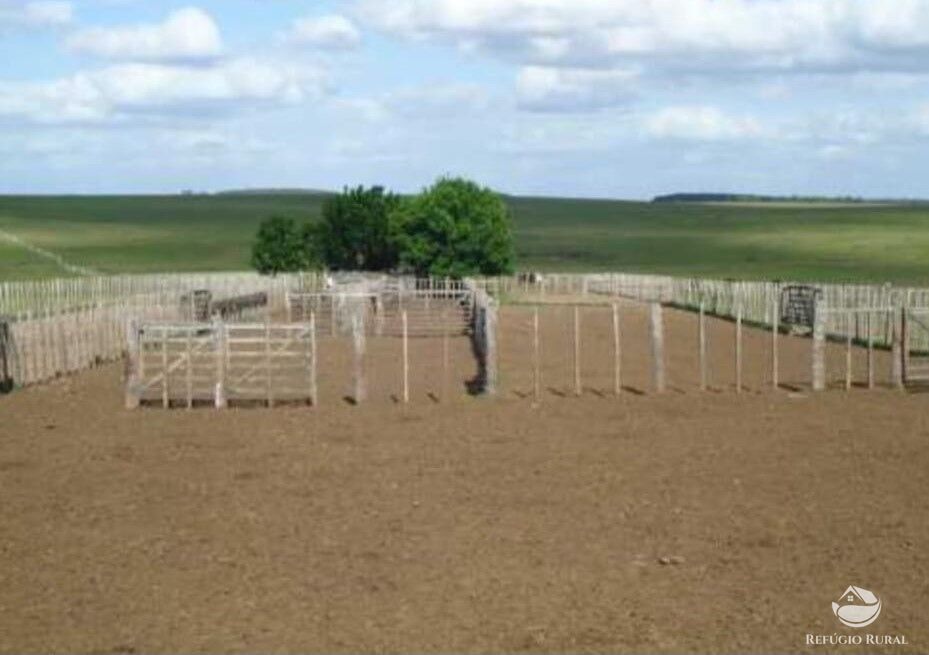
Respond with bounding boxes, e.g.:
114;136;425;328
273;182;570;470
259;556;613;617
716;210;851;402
812;301;826;392
771;295;779;390
891;307;903;389
186;326;193;410
0;317;11;393
309;312;318;407
735;302;743;394
402;310;409;404
698;302;707;391
901;308;909;386
649;302;666;393
442;307;450;402
265;322;273;408
161;326;169;408
573;305;581;396
845;313;853;391
531;307;542;403
214;318;227;409
484;300;498;396
612;303;621;396
867;312;874;390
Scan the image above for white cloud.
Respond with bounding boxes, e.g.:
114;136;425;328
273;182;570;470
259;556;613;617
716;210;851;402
283;14;361;50
516;66;637;112
0;1;72;31
357;0;929;74
0;58;322;124
643;106;765;141
66;7;222;61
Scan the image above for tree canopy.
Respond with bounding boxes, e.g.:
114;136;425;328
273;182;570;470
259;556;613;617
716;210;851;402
250;215;313;275
250;178;516;278
390;177;515;278
315;186;401;271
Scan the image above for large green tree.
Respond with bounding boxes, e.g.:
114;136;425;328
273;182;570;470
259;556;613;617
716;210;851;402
250;216;313;275
316;186;401;271
390;177;516;278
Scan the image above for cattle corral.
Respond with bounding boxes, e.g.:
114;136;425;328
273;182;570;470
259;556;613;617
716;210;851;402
1;303;928;653
2;271;929;653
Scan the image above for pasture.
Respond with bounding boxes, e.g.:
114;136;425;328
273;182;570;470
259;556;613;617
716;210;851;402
2;194;929;283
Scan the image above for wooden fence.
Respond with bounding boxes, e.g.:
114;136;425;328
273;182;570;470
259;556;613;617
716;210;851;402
126;320;317;409
472;272;929;351
6;270;929;396
286;288;474;337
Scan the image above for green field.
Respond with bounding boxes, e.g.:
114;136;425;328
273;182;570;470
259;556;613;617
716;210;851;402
1;194;928;284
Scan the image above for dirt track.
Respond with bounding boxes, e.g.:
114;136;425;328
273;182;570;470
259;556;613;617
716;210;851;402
1;304;927;653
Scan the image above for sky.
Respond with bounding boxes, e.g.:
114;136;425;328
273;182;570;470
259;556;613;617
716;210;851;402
2;0;929;199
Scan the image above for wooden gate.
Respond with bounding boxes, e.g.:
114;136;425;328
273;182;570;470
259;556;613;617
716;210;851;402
126;320;317;409
903;309;929;386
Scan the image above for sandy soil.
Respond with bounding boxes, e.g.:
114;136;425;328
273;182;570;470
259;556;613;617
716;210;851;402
1;304;927;653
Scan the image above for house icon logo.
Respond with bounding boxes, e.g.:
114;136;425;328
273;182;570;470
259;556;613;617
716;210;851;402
832;586;882;628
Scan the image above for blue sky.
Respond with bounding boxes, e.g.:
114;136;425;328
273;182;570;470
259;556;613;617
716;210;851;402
2;0;929;198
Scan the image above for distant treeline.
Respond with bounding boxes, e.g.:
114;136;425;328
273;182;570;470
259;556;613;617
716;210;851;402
652;193;926;204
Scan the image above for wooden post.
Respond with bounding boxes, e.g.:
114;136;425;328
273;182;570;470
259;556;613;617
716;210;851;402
867;312;874;390
214;319;227;409
612;303;621;396
698;302;707;391
124;320;141;409
891;308;903;389
901;308;909;386
573;305;581;396
309;312;318;407
185;326;193;409
442;307;450;402
484;301;498;396
649;302;665;393
735;303;743;394
533;307;541;403
402;310;409;404
812;301;826;392
265;322;273;408
771;296;779;390
161;326;169;408
845;313;853;391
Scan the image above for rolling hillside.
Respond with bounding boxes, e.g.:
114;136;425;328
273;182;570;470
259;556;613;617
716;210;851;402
1;193;928;283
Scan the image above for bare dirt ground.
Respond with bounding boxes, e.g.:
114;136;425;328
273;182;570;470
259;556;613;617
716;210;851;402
1;303;927;653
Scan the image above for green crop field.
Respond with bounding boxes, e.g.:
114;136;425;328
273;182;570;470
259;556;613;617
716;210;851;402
1;193;928;284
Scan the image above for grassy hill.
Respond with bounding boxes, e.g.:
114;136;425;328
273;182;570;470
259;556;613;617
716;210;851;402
1;193;928;284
